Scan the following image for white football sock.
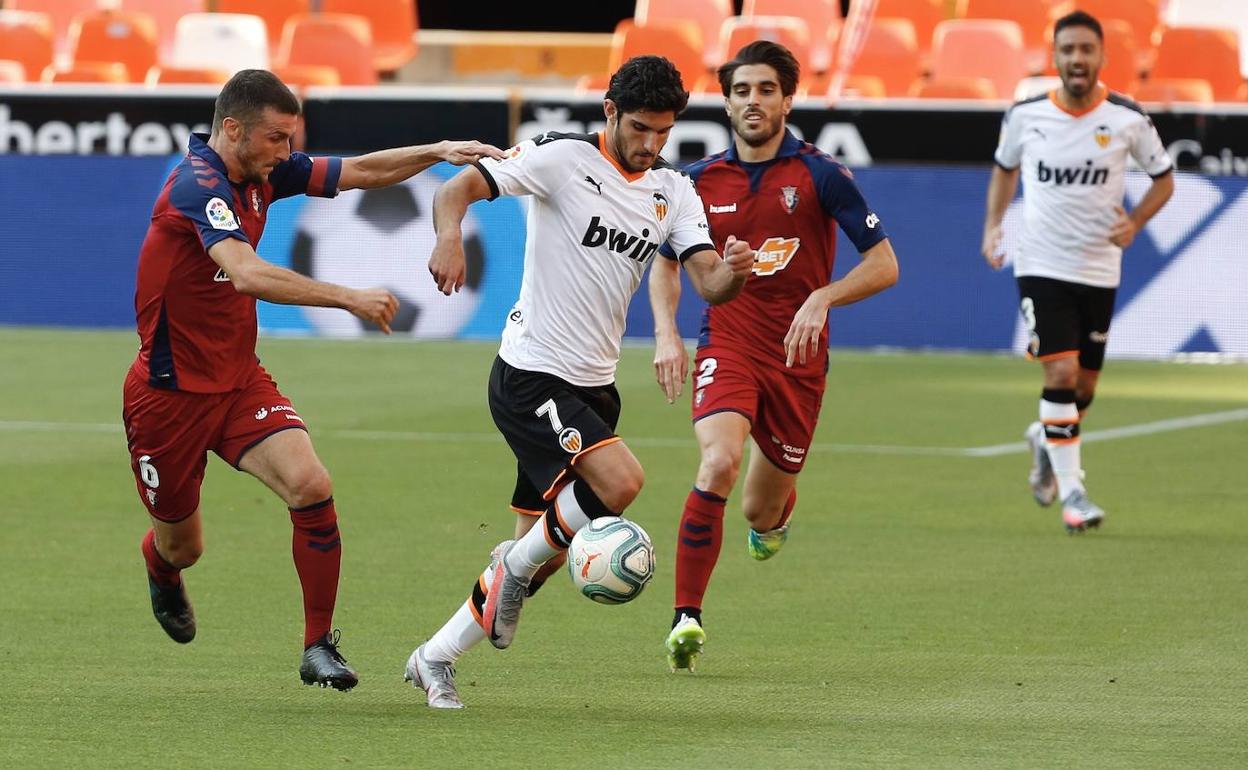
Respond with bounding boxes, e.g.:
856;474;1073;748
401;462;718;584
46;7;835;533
505;481;592;576
422;568;491;664
1040;398;1084;501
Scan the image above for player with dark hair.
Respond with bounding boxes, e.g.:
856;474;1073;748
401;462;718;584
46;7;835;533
406;55;756;708
650;41;899;672
983;11;1173;532
124;68;502;690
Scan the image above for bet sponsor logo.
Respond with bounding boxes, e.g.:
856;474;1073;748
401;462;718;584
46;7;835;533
752;236;801;276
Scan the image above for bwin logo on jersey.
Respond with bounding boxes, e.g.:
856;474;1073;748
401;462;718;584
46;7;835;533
1036;159;1109;186
580;216;660;263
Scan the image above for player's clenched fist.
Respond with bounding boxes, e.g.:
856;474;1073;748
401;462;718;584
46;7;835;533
349;288;399;334
722;234;755;277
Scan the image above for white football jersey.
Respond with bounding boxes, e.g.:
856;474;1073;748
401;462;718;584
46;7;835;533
994;89;1172;288
476;131;714;386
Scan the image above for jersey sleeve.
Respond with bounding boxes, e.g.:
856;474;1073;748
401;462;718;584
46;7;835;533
170;170;250;251
268;153;342;201
994;106;1025;170
663;173;715;262
473;137;565;200
1127;114;1173;177
812;159;888;254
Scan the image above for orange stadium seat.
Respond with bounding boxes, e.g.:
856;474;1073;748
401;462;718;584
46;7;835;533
578;19;704;92
322;0;418;72
216;0;310;51
875;0;947;68
0;10;55;82
0;60;26;83
68;8;159;83
841;17;921;97
743;0;841;72
145;65;230;86
278;13;378;86
959;0;1074;73
719;16;813;81
1074;0;1162;71
42;61;129;83
7;0;98;54
119;0;205;60
1150;26;1244;101
912;75;998;99
1134;76;1214;104
274;64;342;88
634;0;733;68
929;19;1027;99
828;74;887;100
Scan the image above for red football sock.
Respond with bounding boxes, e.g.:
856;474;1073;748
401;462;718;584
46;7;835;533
290;498;341;648
776;488;797;529
141;528;181;587
674;488;725;612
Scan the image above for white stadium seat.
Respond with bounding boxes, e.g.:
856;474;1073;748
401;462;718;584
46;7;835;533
170;12;270;73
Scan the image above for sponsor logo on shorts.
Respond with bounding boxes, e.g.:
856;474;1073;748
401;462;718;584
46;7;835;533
206;197;239;231
255;408;268;420
256;404;297;421
1089;330;1109;343
782;444;807;455
559;427;583;453
695;389;705;407
782;454;805;464
146;489;158;507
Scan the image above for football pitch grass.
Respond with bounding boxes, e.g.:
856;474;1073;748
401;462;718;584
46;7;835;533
1;328;1245;768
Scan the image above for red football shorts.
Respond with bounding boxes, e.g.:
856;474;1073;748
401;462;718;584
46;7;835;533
690;345;825;474
122;366;307;522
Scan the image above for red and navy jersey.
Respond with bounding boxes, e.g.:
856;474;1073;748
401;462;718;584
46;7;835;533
675;130;886;378
129;133;341;393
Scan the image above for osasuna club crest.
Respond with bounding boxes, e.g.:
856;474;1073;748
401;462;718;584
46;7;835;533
779;186;799;214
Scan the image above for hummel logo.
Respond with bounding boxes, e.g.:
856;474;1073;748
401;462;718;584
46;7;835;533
213;267;230;282
709;203;737;214
585;175;603;195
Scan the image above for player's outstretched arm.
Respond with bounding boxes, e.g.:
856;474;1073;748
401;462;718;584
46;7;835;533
682;235;755;306
982;165;1020;269
338;140;505;191
649;256;687;404
783;238;899;367
208;238;398;333
429;164;494;295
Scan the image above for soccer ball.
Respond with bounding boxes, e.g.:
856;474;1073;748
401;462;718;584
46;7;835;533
290;172;484;338
566;516;655;605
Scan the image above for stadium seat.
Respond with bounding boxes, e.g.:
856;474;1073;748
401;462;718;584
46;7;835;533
119;0;205;60
1150;26;1244;101
42;61;129;83
0;60;26;83
145;65;230;86
68;8;159;83
169;13;270;73
1012;74;1063;100
0;10;55;83
839;17;921;97
215;0;310;52
322;0;418;73
274;64;342;88
874;0;946;69
743;0;841;72
719;16;814;81
1075;0;1161;72
634;0;733;68
827;73;887;100
1164;0;1248;76
958;0;1073;73
578;18;704;93
278;13;378;86
929;19;1027;99
911;75;998;99
1134;76;1215;104
7;0;98;55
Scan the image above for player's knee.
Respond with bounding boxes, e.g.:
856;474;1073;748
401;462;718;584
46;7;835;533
599;463;644;512
742;499;782;529
287;466;333;510
697;446;741;491
161;533;203;568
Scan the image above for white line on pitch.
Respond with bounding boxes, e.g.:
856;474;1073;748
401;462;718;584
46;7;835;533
3;407;1246;457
